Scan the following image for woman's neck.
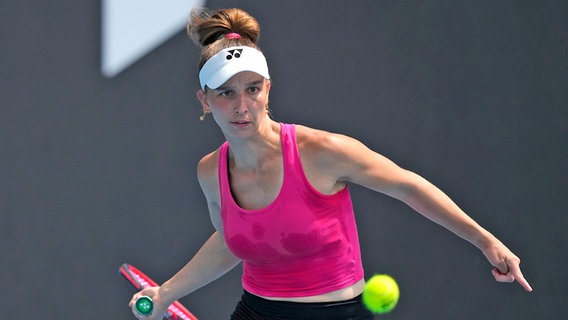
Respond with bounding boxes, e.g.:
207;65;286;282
226;120;281;171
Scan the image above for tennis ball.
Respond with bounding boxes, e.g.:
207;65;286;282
362;274;399;314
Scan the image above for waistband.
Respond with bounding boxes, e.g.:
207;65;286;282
239;290;373;320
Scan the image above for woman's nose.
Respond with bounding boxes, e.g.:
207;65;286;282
234;94;248;114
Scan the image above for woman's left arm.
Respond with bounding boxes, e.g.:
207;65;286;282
386;170;532;292
320;132;533;292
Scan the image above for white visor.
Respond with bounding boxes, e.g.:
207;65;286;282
199;46;270;90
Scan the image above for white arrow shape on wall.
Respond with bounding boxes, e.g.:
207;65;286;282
101;0;204;77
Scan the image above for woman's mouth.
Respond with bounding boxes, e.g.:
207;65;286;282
231;120;250;127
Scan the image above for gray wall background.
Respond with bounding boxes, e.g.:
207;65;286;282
2;1;567;319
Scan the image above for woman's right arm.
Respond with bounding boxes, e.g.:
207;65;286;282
130;151;241;319
130;231;240;319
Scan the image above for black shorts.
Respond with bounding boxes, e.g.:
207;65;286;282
230;291;375;320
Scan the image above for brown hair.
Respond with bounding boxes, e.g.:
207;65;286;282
187;8;262;70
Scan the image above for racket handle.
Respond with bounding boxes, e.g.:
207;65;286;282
135;296;154;316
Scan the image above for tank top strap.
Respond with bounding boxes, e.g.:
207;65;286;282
279;123;303;186
218;141;231;209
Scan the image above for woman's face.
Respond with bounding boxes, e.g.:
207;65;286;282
198;71;271;138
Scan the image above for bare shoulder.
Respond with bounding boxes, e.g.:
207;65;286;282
294;125;372;192
294;124;410;195
295;125;345;149
294;125;366;162
197;149;221;201
197;148;225;232
198;150;219;179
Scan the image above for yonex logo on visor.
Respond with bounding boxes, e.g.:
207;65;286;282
226;49;242;60
199;46;270;90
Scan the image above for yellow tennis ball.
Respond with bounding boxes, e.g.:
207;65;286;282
362;274;400;314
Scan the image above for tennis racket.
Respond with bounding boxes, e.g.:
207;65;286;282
119;263;198;320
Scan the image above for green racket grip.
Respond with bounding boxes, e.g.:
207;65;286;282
135;296;154;316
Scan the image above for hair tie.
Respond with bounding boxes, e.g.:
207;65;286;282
225;32;241;39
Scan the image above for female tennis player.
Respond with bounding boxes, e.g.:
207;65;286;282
130;8;532;320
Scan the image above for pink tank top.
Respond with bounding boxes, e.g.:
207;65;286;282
218;123;364;298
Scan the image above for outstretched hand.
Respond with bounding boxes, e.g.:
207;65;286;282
482;241;533;292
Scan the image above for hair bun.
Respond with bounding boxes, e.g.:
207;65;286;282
188;8;260;48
